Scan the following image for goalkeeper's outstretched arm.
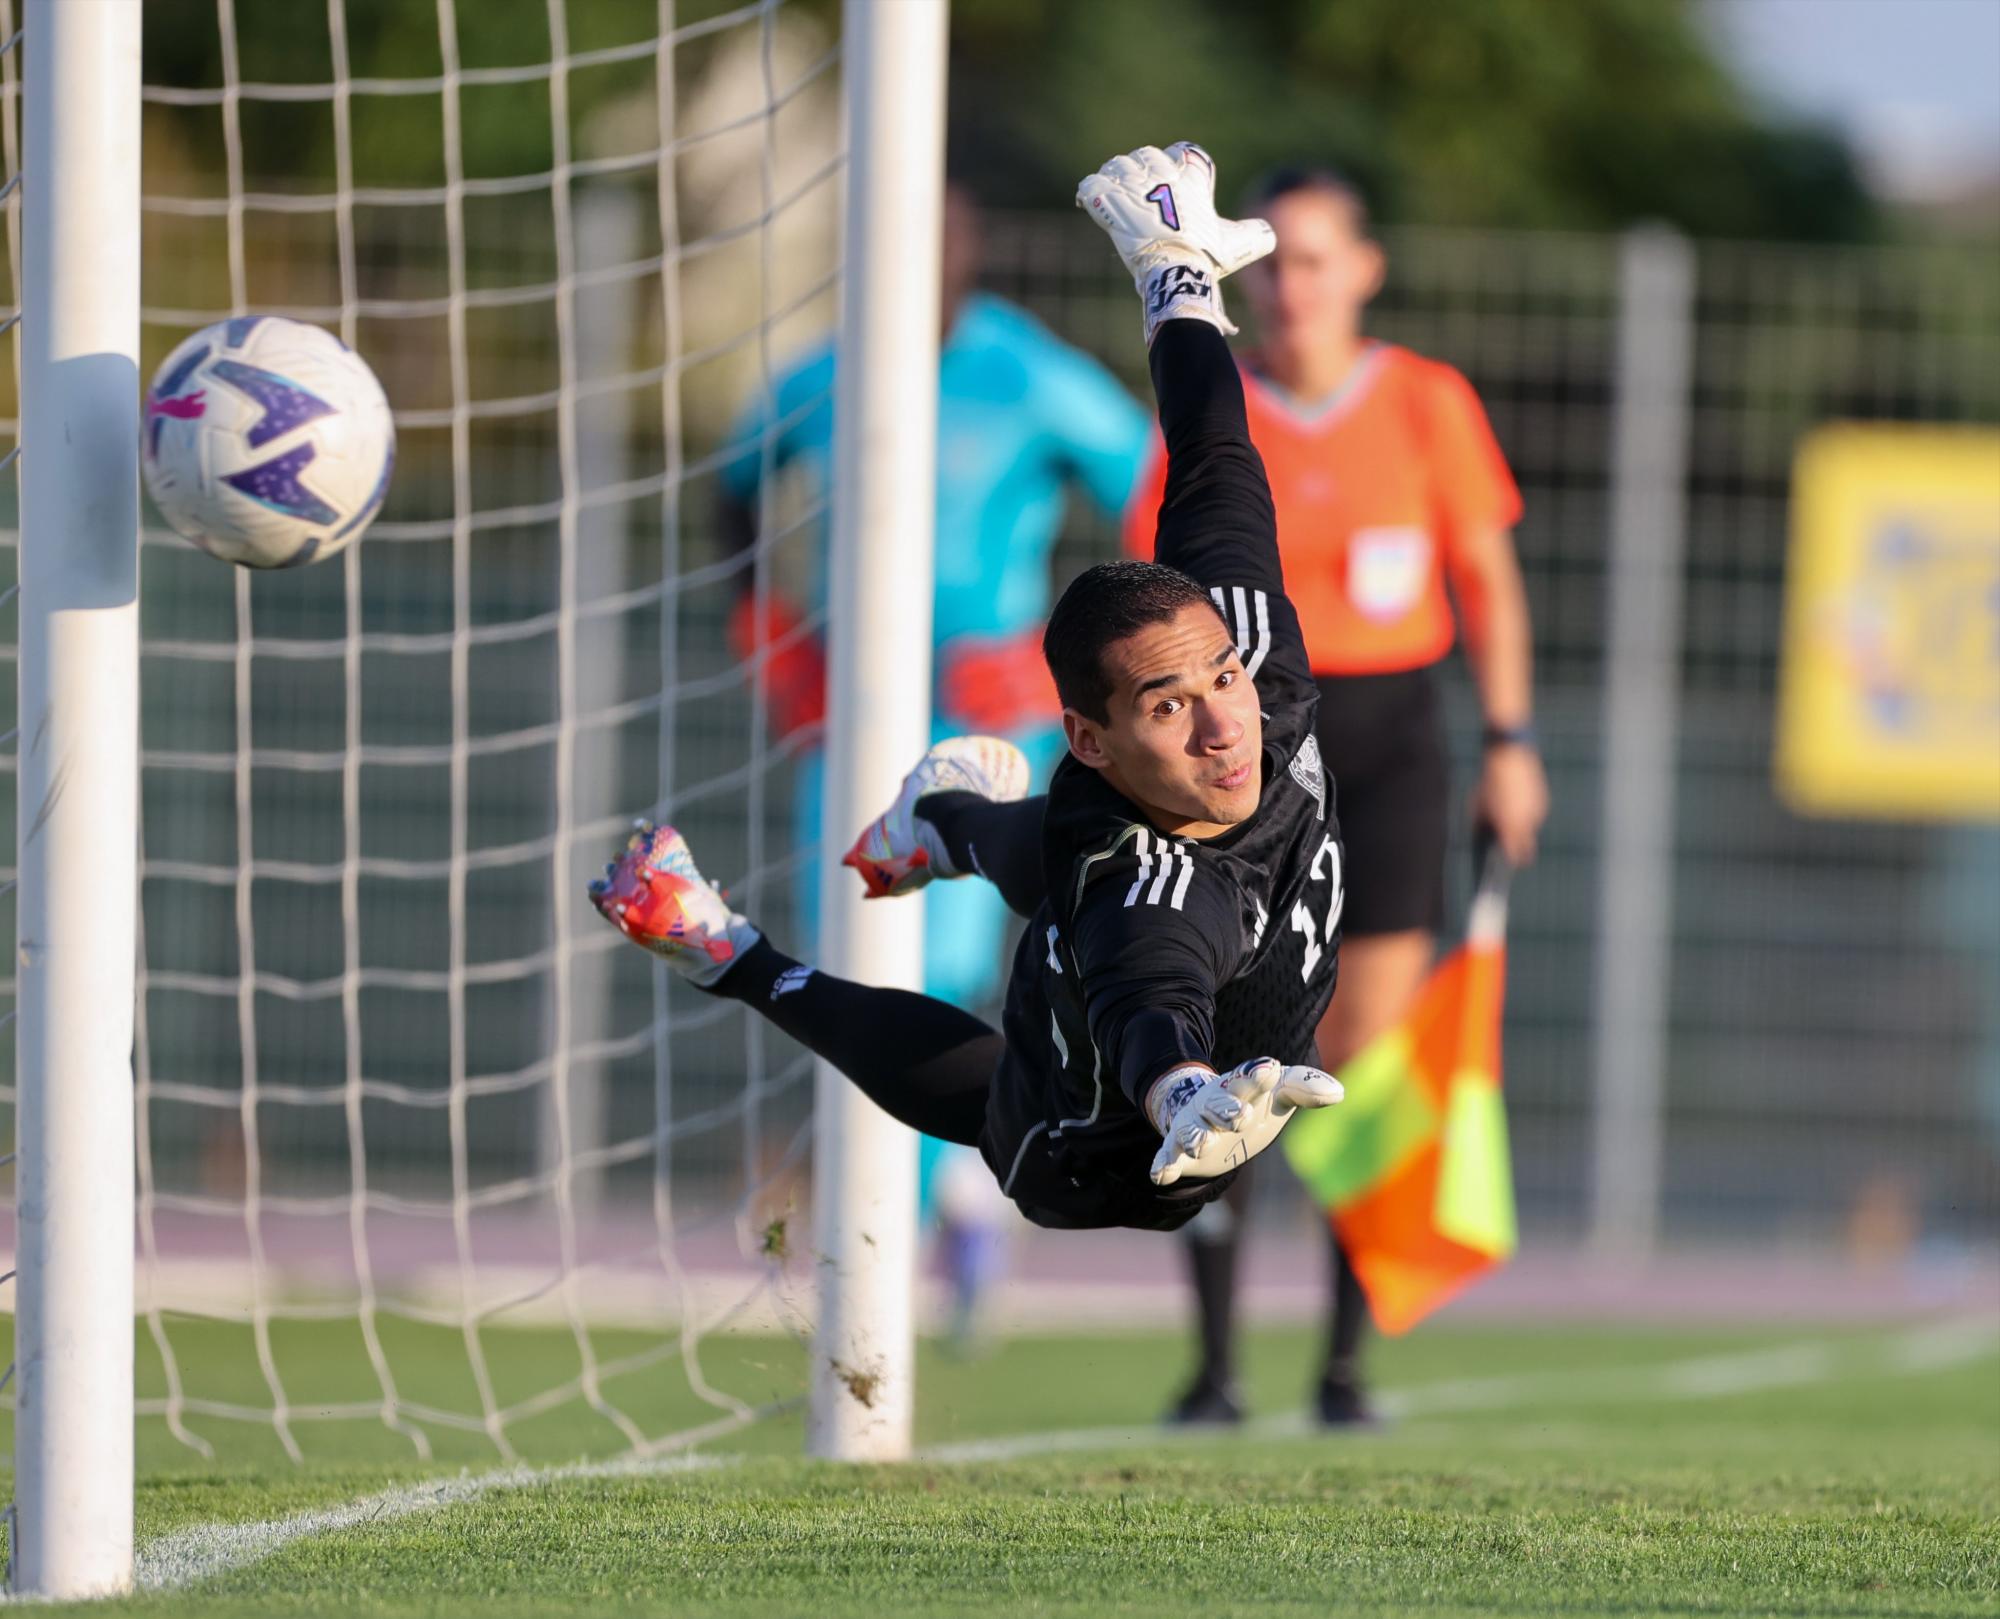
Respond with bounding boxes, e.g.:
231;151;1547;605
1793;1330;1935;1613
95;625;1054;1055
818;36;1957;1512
1067;142;1342;1187
1077;881;1341;1186
1078;142;1314;707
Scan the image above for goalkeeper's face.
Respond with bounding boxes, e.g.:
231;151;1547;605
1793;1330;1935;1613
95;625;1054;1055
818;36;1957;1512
1064;603;1263;837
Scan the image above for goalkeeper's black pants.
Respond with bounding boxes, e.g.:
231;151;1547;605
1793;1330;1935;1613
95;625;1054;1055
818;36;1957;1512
704;790;1049;1147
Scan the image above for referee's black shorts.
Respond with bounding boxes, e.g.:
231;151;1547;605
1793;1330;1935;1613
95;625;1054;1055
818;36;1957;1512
1314;666;1449;938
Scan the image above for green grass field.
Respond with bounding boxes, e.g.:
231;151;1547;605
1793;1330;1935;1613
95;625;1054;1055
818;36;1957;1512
8;1315;1996;1618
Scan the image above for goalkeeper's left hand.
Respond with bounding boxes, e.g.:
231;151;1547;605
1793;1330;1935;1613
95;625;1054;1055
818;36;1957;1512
1077;141;1275;344
1145;1056;1342;1187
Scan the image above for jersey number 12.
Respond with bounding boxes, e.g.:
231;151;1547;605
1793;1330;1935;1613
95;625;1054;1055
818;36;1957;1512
1289;835;1344;981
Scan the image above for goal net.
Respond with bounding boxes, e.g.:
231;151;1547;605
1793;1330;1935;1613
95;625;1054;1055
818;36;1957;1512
3;0;883;1473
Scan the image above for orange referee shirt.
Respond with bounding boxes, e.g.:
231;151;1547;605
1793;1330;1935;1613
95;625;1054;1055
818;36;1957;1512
1124;342;1522;676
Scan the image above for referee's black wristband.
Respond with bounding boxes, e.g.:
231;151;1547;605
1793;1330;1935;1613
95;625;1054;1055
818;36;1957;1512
1483;722;1539;752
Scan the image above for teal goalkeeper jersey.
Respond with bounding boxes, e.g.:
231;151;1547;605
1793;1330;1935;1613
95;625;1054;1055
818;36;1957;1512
718;292;1149;647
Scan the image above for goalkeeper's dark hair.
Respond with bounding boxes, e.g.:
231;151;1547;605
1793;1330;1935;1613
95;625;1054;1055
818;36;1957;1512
1043;561;1226;724
1242;164;1373;239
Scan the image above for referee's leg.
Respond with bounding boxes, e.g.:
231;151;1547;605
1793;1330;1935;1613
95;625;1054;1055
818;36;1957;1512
1310;668;1448;1422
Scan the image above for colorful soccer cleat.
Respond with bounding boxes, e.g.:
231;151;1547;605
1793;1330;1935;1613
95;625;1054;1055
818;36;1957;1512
587;821;761;988
842;735;1032;900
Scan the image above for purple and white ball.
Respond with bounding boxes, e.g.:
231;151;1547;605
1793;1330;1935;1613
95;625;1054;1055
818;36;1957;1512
142;315;395;569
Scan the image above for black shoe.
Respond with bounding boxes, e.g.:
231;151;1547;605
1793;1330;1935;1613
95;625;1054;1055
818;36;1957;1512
1314;1371;1380;1429
1164;1378;1244;1427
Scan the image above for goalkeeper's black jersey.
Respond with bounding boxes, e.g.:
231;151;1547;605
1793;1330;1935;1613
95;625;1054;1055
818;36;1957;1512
984;321;1344;1230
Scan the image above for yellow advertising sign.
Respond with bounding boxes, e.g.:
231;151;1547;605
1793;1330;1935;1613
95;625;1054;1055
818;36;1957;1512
1777;425;2000;821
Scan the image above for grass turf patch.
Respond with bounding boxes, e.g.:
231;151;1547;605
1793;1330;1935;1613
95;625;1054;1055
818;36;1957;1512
8;1320;1997;1617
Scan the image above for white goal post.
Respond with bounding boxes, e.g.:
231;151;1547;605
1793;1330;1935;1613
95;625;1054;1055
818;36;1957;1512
6;0;945;1595
808;0;945;1465
12;0;142;1598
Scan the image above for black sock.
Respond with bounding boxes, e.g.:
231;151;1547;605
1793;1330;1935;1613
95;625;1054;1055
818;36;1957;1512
1180;1164;1254;1390
708;933;799;1004
707;937;999;1146
915;791;1048;919
1185;1221;1239;1389
1323;1231;1370;1385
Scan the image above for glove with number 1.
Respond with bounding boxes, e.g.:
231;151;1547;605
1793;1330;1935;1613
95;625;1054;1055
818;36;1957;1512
1076;141;1275;343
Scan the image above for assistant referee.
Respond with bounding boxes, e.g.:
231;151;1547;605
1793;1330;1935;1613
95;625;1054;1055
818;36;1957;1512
1124;166;1548;1426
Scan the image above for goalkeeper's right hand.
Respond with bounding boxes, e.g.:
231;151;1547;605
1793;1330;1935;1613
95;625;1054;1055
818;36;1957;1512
1077;142;1275;344
1145;1056;1342;1187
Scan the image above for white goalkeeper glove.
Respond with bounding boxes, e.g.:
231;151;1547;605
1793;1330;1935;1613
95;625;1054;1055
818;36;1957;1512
1145;1056;1342;1187
1076;141;1275;344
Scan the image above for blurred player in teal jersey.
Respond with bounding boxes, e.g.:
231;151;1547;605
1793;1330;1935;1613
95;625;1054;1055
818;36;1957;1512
717;182;1150;1342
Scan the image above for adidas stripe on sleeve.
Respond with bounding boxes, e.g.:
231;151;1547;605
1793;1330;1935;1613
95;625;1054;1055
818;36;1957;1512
1123;827;1197;911
1210;584;1272;681
1071;833;1244;1110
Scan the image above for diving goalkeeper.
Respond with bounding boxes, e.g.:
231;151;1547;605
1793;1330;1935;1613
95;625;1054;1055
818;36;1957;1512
590;143;1345;1231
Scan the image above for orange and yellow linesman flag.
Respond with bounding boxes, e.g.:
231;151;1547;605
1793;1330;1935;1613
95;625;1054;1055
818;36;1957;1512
1282;853;1517;1334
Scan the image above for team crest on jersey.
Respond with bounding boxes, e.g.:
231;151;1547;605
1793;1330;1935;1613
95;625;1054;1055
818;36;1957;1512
1288;734;1326;819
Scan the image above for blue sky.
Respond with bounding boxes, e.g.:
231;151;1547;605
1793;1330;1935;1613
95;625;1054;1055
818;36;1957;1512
1707;0;2000;199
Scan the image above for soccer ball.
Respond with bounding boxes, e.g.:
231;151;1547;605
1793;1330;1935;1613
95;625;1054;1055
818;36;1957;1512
142;315;395;569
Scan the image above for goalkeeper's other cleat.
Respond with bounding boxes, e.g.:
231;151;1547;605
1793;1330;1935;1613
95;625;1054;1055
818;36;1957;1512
843;734;1032;900
587;821;761;989
1076;140;1275;342
1146;1057;1343;1186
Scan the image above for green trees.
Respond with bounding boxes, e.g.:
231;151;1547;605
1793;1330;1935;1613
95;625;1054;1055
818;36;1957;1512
139;0;1875;241
950;0;1874;240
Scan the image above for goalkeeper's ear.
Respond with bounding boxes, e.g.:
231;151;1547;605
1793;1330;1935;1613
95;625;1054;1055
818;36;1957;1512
1060;705;1113;774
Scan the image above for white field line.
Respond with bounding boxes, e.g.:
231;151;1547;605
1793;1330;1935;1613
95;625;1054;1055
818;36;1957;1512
121;1315;1998;1595
132;1452;722;1596
1889;1312;2000;1372
915;1315;1999;1464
